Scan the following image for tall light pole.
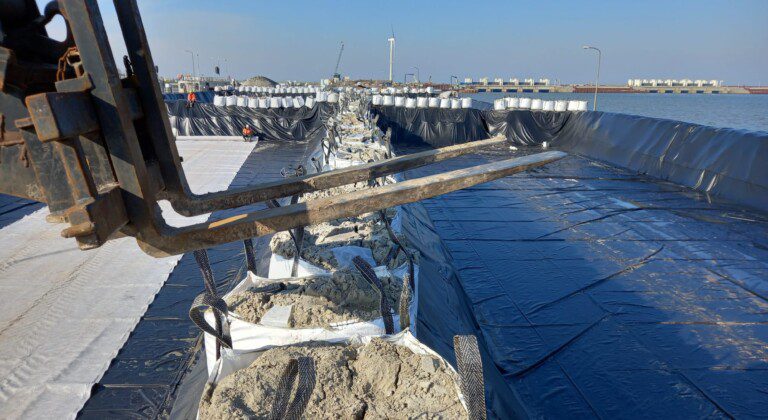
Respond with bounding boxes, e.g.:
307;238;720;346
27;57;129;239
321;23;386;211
184;49;196;78
582;45;601;111
412;66;420;84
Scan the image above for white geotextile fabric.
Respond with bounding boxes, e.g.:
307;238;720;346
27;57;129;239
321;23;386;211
0;140;255;419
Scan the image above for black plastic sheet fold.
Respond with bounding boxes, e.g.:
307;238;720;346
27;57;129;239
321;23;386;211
372;106;768;213
166;102;336;141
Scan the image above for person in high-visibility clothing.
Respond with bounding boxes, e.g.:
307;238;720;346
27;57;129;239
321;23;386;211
186;91;197;108
242;124;255;143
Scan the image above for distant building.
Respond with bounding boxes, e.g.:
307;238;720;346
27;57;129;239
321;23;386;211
628;78;722;87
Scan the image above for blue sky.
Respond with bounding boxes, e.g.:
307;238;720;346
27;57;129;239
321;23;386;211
39;0;768;85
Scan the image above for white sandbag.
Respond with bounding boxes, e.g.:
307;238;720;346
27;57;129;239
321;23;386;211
450;98;461;109
530;99;543;110
247;97;258;108
372;95;383;106
542;100;555;111
382;95;394;106
305;97;315;108
519;97;532;109
439;98;451;108
506;97;520;109
567;100;580;111
258;97;268;108
577;100;588;111
405;98;417;108
224;95;236;106
416;97;429;108
327;92;339;103
269;97;281;108
426;86;434;94
293;97;304;108
394;96;406;107
460;97;473;109
554;100;568;112
428;97;440;108
494;98;506;110
213;95;226;107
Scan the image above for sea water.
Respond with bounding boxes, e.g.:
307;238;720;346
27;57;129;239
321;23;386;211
470;92;768;133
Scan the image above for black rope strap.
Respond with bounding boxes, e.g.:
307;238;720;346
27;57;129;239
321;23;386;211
352;256;394;334
189;250;232;360
379;210;415;290
453;335;487;420
270;357;317;420
244;238;257;274
399;273;411;331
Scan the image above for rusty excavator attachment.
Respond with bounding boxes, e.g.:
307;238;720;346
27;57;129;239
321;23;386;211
0;0;566;257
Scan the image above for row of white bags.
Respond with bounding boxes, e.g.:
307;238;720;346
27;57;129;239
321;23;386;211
493;97;589;111
213;92;342;108
375;86;436;95
373;95;473;109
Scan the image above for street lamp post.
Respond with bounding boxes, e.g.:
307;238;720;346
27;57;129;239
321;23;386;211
184;49;196;78
412;66;420;84
582;45;601;111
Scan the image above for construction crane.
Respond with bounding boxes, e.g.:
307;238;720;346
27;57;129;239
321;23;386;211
0;0;565;257
332;41;344;81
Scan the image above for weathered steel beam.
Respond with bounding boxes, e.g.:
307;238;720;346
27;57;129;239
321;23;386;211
136;151;567;256
163;136;508;216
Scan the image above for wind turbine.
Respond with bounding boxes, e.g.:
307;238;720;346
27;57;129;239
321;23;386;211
387;27;395;83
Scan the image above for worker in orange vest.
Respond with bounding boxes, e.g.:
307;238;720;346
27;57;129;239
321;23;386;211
186;91;197;108
242;124;255;142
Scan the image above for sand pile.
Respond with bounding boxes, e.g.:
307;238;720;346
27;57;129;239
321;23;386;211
199;338;465;419
226;270;402;328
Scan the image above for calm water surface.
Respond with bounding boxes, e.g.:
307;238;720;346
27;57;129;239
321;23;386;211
469;92;768;133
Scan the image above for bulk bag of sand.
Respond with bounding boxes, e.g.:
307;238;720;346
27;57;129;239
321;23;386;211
199;331;477;420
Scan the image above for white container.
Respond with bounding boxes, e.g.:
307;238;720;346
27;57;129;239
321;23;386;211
507;97;520;109
494;98;506;110
258;98;268;108
461;97;473;108
439;98;451;108
542;100;555;111
247;97;258;108
236;96;247;107
416;97;429;108
554;100;568;112
327;93;339;103
372;95;383;106
213;95;226;107
269;97;281;108
382;95;394;106
394;96;406;107
530;99;543;110
428;97;440;108
405;98;417;108
519;97;532;109
567;100;580;111
225;95;237;106
450;98;461;109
